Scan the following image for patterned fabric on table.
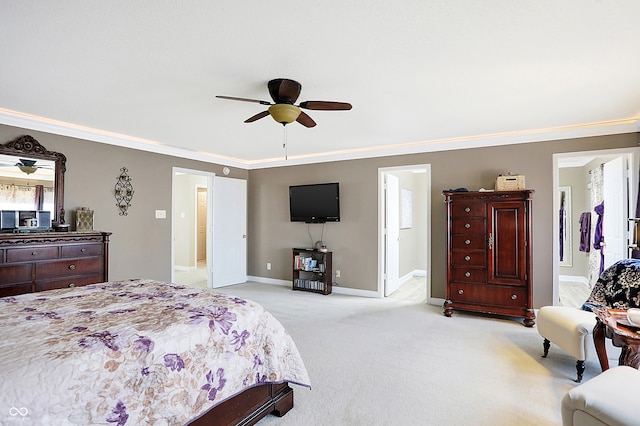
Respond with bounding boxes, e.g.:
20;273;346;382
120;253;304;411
583;259;640;311
0;279;310;425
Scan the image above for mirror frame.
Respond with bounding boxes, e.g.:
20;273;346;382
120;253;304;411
0;135;66;224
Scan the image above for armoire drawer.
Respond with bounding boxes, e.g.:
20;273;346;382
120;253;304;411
450;251;486;267
35;274;103;292
450;283;527;307
61;244;103;258
450;235;487;250
6;246;59;262
35;257;103;280
450;267;486;284
450;217;486;234
450;202;485;218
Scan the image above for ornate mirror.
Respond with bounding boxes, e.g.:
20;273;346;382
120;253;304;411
0;135;66;224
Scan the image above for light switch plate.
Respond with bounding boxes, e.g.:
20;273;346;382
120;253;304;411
155;210;166;219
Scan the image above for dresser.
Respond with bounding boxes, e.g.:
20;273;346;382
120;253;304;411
0;231;111;297
443;190;534;327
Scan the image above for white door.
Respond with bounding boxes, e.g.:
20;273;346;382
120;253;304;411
211;176;247;287
603;156;627;268
384;173;400;296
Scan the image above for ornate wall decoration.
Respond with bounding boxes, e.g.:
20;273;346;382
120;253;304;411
114;167;134;216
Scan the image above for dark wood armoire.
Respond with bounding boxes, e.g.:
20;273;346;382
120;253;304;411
443;190;535;327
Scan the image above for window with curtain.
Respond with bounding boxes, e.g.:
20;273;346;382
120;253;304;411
0;184;54;212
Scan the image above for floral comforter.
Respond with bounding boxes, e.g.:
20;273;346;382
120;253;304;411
0;279;310;425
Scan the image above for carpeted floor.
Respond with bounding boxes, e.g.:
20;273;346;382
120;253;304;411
208;282;600;426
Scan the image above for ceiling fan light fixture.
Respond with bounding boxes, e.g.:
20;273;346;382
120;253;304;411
268;104;301;125
18;165;38;175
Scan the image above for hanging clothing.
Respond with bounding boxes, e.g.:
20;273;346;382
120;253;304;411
593;202;605;275
579;212;591;252
559;207;564;260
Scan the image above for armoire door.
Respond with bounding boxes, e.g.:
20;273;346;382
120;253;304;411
487;200;527;286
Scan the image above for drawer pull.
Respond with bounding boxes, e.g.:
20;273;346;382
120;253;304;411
464;207;471;213
458;289;464;295
464;223;471;229
80;248;86;252
68;283;76;288
465;255;471;261
464;239;471;245
511;294;517;300
68;264;76;270
32;252;37;256
465;271;471;278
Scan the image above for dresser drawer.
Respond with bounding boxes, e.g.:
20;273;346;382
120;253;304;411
450;202;485;218
451;217;485;234
35;274;103;292
7;246;59;262
0;282;33;298
450;283;527;307
450;267;486;284
450;251;486;267
450;235;487;250
61;244;103;258
0;264;33;284
35;257;103;280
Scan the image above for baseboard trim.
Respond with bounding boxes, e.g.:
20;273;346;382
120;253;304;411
247;276;381;298
559;275;589;286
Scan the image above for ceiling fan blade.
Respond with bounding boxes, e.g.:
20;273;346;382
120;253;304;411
296;111;317;128
244;110;270;123
216;95;272;106
298;101;352;111
268;79;301;104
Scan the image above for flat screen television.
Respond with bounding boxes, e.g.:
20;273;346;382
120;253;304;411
289;182;340;223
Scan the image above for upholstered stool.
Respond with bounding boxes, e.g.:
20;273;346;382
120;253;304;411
561;366;640;426
537;305;598;382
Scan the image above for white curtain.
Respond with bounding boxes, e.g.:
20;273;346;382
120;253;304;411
588;164;604;288
0;184;54;212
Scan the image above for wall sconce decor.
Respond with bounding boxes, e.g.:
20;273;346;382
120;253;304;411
114;167;134;215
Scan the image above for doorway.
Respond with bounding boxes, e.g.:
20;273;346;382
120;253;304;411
172;168;214;288
378;164;431;303
553;148;639;307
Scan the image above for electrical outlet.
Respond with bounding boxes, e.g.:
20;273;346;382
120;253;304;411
266;262;272;271
335;269;341;278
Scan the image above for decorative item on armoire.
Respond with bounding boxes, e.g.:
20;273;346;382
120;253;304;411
114;167;134;216
76;207;94;231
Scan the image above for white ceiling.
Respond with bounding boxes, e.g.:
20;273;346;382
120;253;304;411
1;1;639;169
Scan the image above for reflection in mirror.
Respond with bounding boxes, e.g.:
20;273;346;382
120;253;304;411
559;186;572;267
0;154;55;214
0;135;66;226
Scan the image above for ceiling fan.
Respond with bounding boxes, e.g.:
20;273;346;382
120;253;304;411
216;78;352;128
0;158;53;175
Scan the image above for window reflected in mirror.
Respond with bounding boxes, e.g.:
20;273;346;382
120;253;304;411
0;154;56;216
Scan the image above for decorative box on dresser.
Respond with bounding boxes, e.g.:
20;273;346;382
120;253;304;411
0;231;111;297
443;190;535;327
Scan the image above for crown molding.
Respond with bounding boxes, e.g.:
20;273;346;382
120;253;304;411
1;108;638;170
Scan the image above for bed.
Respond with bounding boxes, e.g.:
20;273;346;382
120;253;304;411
0;279;310;425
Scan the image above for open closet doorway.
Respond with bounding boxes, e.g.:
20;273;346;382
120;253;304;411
378;164;431;303
553;147;639;307
172;168;214;289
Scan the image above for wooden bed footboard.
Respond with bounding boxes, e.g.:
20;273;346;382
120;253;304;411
188;382;294;426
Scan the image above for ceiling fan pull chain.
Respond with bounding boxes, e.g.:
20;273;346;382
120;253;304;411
283;125;288;160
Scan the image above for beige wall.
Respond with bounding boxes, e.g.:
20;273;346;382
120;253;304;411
1;124;637;308
0;125;248;281
248;133;638;307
